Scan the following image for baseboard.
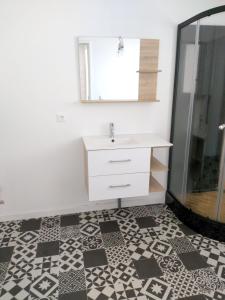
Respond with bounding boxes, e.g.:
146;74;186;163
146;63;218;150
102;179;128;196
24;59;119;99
0;194;165;222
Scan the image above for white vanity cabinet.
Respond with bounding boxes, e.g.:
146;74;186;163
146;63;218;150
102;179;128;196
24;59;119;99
83;133;172;202
87;148;150;201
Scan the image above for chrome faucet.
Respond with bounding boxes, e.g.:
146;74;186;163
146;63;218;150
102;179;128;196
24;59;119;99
109;122;115;142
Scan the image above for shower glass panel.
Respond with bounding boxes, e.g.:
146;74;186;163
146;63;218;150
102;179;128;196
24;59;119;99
169;10;225;223
185;12;225;221
169;21;198;203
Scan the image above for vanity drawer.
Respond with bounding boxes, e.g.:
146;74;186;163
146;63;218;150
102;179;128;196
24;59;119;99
88;173;150;201
88;148;150;176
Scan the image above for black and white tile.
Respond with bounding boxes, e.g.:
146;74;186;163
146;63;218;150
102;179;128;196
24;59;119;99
0;204;225;300
0;277;31;300
60;225;80;240
87;285;117;300
128;242;153;260
85;265;113;288
32;255;59;278
17;231;39;245
102;232;125;248
5;258;34;280
82;234;103;251
80;222;100;237
60;237;83;253
110;261;139;287
30;272;58;299
105;245;130;266
200;247;225;268
60;250;84;272
59;269;86;294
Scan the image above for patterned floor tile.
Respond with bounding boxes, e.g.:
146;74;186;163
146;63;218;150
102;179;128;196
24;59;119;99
141;276;173;300
169;237;197;254
31;256;59;278
0;232;19;247
102;232;125;248
59;269;85;294
30;272;58;299
11;244;37;263
41;216;60;229
0;221;21;236
96;209;117;222
85;265;113;288
200;247;225;268
157;254;184;274
5;258;34;280
146;204;165;217
0;277;31;300
117;218;139;233
157;223;184;240
79;211;99;224
105;245;130;266
0;262;9;283
17;231;39;245
150;239;173;257
163;269;200;299
82;234;103;251
188;235;219;251
203;289;225;300
60;237;82;253
1;205;225;300
60;225;80;240
113;208;132;220
80;222;100;237
128;242;153;260
110;261;139;287
114;281;147;300
87;285;117;300
122;229;153;245
129;206;154;218
60;250;84;272
192;268;225;293
216;264;225;282
39;226;60;242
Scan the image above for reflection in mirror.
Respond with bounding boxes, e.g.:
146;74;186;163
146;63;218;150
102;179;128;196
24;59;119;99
78;37;160;102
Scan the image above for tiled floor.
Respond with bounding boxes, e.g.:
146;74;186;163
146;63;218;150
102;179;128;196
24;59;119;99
1;205;225;300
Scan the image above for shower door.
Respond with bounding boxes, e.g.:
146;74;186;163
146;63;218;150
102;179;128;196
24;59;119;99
169;10;225;222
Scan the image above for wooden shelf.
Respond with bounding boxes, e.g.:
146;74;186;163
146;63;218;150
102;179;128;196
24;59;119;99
151;156;168;172
80;99;160;103
150;175;165;193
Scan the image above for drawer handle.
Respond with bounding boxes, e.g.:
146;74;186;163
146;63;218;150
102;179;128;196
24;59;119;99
109;184;131;188
109;159;131;163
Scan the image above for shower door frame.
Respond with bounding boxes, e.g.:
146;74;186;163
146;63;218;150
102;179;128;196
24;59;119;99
168;5;225;222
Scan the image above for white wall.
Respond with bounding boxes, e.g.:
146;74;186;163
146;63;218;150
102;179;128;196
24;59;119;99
0;0;224;221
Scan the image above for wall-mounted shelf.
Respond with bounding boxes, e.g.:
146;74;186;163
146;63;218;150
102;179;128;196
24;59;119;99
150;175;165;193
80;99;160;103
151;156;168;172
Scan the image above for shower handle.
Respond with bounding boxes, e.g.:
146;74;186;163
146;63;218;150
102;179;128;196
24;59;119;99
219;124;225;131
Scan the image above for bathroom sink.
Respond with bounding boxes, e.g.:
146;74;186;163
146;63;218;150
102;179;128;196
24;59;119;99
83;133;173;151
104;137;136;146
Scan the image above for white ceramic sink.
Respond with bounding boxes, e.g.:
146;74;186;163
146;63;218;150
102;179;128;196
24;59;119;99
102;137;137;146
83;133;173;151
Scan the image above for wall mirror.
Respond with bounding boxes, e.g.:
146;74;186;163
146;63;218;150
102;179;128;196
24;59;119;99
78;37;160;103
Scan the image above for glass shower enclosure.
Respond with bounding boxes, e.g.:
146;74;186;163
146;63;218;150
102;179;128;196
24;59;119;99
168;6;225;223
